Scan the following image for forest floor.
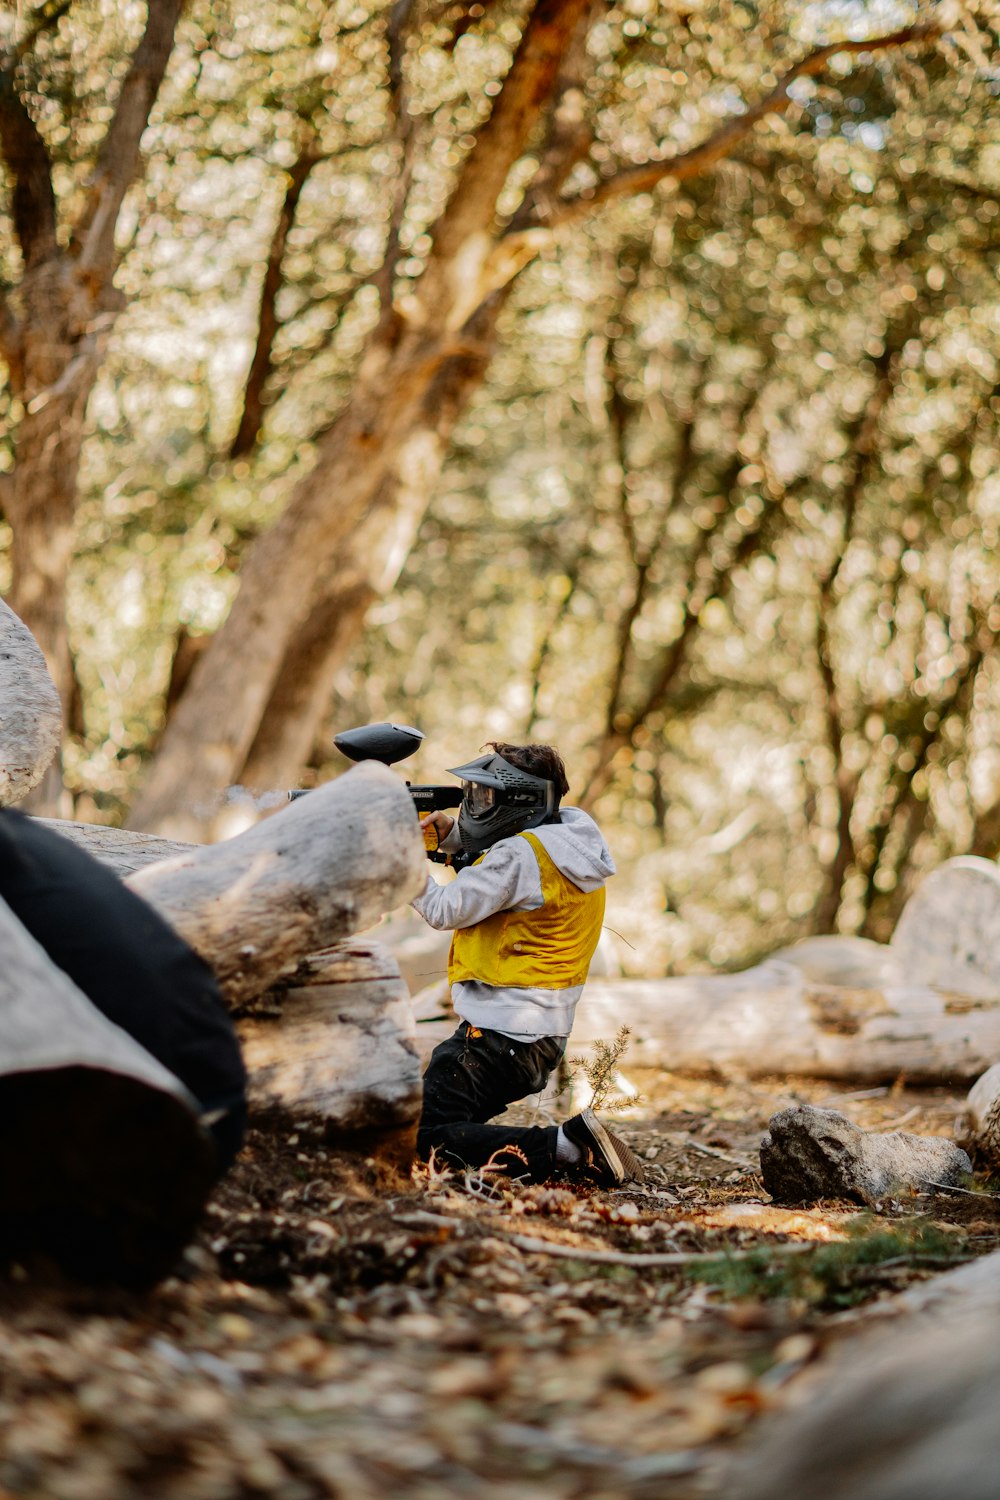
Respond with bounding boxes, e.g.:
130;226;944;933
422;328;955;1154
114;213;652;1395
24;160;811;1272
1;1072;998;1500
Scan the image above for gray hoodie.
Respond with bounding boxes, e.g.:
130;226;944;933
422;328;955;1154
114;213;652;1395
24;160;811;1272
411;807;616;1040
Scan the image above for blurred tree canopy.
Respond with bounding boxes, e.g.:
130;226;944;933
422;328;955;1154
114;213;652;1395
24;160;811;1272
0;0;998;971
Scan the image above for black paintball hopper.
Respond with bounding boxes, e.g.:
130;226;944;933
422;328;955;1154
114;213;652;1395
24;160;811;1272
334;721;425;766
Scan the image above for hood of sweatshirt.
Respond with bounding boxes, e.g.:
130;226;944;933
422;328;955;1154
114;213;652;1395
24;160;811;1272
526;807;616;892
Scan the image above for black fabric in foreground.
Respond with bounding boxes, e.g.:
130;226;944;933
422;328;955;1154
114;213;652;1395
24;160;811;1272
0;808;246;1169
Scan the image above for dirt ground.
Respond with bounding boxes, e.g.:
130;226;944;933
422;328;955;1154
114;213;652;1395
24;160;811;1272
0;1072;997;1500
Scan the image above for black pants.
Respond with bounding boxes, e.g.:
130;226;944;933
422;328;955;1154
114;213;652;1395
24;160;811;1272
418;1022;565;1183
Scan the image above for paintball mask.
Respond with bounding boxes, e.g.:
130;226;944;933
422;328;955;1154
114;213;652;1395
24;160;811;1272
448;752;559;857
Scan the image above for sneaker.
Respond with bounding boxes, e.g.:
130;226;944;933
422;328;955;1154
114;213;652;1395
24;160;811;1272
562;1109;646;1186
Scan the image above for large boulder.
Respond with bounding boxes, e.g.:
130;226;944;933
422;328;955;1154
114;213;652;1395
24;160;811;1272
760;1104;971;1206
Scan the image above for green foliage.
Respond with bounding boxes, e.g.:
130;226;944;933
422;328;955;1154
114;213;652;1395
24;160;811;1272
686;1217;976;1310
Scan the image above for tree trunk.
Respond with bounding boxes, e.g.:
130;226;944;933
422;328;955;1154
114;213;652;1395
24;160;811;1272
0;0;185;811
128;0;594;835
238;327;495;792
4;262;113;718
129;17;935;834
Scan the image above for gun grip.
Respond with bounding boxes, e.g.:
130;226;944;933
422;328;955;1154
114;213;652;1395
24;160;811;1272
422;824;440;852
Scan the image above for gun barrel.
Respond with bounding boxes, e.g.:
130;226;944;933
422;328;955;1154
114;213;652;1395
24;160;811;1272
287;785;463;811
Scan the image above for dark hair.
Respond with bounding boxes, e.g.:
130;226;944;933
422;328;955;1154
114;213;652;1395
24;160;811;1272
486;742;569;806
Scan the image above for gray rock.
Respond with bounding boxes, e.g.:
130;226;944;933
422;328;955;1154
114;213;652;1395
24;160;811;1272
760;1104;971;1206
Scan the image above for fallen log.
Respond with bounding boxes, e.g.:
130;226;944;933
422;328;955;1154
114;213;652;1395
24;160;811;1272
571;865;1000;1085
890;855;1000;997
35;818;193;875
1;599;425;1173
42;761;426;1008
237;939;422;1163
569;969;1000;1083
0;597;61;806
0;891;215;1285
33;775;427;1149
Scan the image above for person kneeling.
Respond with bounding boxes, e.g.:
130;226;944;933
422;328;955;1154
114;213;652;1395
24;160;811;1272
413;741;642;1188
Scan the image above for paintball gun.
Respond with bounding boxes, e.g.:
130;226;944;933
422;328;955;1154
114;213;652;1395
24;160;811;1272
289;722;463;860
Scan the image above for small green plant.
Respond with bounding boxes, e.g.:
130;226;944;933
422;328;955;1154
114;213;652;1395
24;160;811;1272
570;1025;641;1114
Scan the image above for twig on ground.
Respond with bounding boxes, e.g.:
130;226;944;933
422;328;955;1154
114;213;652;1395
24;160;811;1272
394;1209;468;1228
396;1208;819;1265
505;1233;816;1266
820;1087;889;1102
919;1178;1000;1199
888;1106;922;1129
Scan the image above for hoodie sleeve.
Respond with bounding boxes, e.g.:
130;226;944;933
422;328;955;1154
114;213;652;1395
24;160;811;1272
411;838;543;931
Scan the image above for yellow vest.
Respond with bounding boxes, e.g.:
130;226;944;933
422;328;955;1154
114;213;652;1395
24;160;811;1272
448;831;605;990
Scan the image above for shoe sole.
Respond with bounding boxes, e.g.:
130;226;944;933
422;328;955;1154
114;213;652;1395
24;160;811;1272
579;1109;627;1184
604;1126;646;1185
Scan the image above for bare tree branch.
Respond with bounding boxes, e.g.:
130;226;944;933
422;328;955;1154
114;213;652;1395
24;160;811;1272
971;790;1000;859
0;68;58;267
72;0;186;272
859;628;994;936
230;134;320;459
579;375;773;809
0;292;17;383
600;346;708;750
511;24;941;235
505;0;601;236
372;0;420;320
810;336;903;933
